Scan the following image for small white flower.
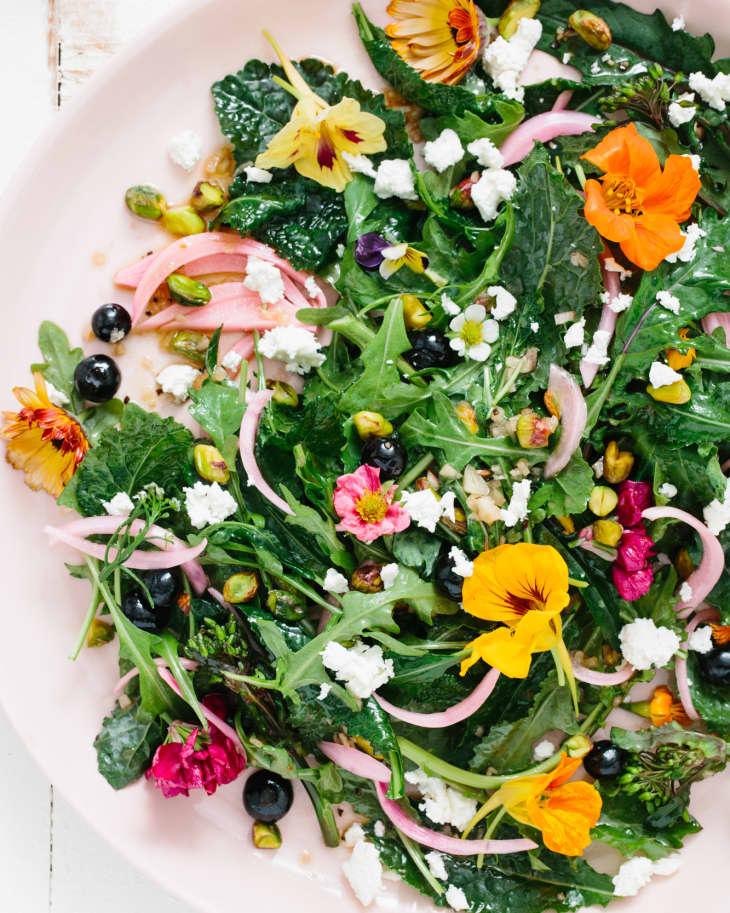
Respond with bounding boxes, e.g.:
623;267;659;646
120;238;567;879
448;546;474;578
323;567;349;594
688;625;713;654
658;482;677;499
649;361;682;388
380;563;399;589
449;303;499;362
487;285;517;320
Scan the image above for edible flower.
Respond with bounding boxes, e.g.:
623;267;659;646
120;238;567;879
582;123;701;271
629;685;690;727
354;232;430;279
1;372;88;498
615;526;655;573
334;464;411;543
710;623;730;645
385;0;481;85
449;303;499;362
254;33;387;192
461;543;571;679
612;483;655;601
478;753;602;856
666;328;696;371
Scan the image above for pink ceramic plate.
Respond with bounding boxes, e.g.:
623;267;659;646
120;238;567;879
1;1;729;911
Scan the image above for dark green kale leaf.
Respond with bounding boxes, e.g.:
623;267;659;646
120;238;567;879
31;320;84;414
687;653;730;735
420;104;525;150
593;790;701;860
391;527;442;578
94;702;166;790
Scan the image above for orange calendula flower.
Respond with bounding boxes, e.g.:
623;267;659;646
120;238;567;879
255;33;387;192
2;372;88;498
710;623;730;645
385;0;481;85
581;123;701;271
461;543;570;679
481;753;602;856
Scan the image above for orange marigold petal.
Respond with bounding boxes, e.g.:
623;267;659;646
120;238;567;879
582;123;659;186
584;179;634;242
641;154;702;222
620;211;685;271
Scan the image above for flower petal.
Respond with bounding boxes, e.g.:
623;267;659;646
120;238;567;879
641;154;702;222
464;303;486;322
620;211;685;271
584;179;634;242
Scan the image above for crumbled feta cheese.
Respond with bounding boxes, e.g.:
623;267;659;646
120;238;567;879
183;481;237;529
221;349;243;373
243;165;273;183
374;159;418;201
679;581;693;603
704;478;730;535
649;361;683;388
445;885;469;911
323;567;349;594
336;243;346;258
584;329;611;366
425;851;448;881
342;838;383;907
44;379;70;406
373;820;386;838
304;275;319;298
449;546;474;578
344;823;366;847
532;739;555;761
656;290;680;314
688;625;714;654
482;18;543;102
400;488;454;533
665;222;706;263
109;327;126;344
423;129;464;172
404;768;478;831
471;169;517;222
671;14;685;31
668;92;697;128
318;683;332;699
688;71;730;111
243;256;285;304
168;129;202;171
156;364;201;404
604;291;633;313
530;321;540;332
562;51;573;64
466;136;504;169
658;482;677;498
342;151;377;179
684;153;702;172
102;492;135;516
441;293;461;316
563;317;585;349
380;563;399;590
488;285;517;320
320;641;394;699
593;456;604;478
500;478;531;528
590;59;601;75
613;855;681;897
258;326;325;375
619;618;681;671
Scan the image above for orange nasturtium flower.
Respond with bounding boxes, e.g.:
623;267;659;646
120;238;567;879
255;33;387;192
385;0;481;85
648;685;690;726
2;372;88;498
582;123;701;271
665;327;696;371
710;623;730;645
461;543;571;679
480;753;602;856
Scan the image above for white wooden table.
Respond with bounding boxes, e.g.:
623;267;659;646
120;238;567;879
0;4;200;909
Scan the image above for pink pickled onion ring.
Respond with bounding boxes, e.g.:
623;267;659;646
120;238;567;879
499;111;597;168
580;261;620;389
642;507;725;614
702;312;730;347
373;667;500;728
544;364;587;478
113;657;198;696
551;90;573;111
319;742;392;782
239;390;293;515
572;660;634;686
675;608;721;722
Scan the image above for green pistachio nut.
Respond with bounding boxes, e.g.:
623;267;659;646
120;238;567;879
401;294;432;330
516;411;558;448
449;176;477;209
252;821;282;849
125;184;167;220
191;180;225;213
499;0;541;39
350;561;384;594
165;329;209;366
568;10;612;50
588;485;618;517
86;618;115;648
223;571;259;604
353;411;394;439
167;273;212;307
564;733;592;759
193;443;229;484
266;380;299;407
162;205;206;236
592;519;623;547
266;589;307;620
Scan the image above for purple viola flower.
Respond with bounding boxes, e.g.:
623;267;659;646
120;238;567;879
354;232;389;270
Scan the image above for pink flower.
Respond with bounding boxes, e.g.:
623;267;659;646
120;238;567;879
615;525;655;572
333;464;410;543
616;480;652;528
612;563;654;601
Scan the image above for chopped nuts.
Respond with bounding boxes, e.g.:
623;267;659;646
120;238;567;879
455;401;479;434
593;518;623;547
568;10;612;50
603;441;634;483
589;485;619;517
516;411;559;448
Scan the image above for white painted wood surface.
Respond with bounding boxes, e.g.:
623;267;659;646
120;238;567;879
0;4;199;909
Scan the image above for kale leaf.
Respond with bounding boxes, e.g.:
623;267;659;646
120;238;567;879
94;702;166;790
529;454;595;521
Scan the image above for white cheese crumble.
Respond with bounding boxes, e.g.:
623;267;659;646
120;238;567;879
243;256;285;304
684;153;702;171
554;310;575;326
601;290;633;313
320;641;394;699
323;567;349;594
425;851;448;881
500;478;531;528
318;683;332;700
441;293;461;316
373;159;418;201
482;18;543;102
102;492;135;516
563;317;585;349
304;275;319;299
613;855;682;897
471;169;517;222
243;165;273;183
404;768;478;831
593;456;604;478
530;321;540;332
649;361;683;388
380;563;399;590
584;329;612;366
671;15;685;31
221;349;243;373
423;128;464;172
44;379;70;406
168;129;202;171
449;546;474;578
619;618;681;671
336;243;346;258
688;71;730;111
400;488;455;533
668;92;697;128
679;581;693;602
342;838;384;907
445;885;469;911
156;364;201;404
344;823;366;848
703;478;730;535
658;482;677;499
532;739;556;761
342;151;377;178
183;481;237;529
258;326;325;375
656;290;680;314
488;285;517;320
688;625;714;654
665;222;706;263
467;136;504;169
373;820;386;838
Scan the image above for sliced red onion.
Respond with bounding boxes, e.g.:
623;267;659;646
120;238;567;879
580;263;620;389
551;90;573;112
113;657;198;696
373;667;500;728
642;507;725;612
318;741;392;782
239;390;293;515
572;660;633;686
499;111;597;168
544;364;587;478
702;312;730;347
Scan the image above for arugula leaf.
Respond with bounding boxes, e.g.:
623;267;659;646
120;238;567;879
421;104;525;150
529;454;594;521
593;790;701;860
94;702;166;790
31;320;84;414
188;379;245;465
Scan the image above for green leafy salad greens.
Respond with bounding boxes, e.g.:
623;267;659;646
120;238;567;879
9;2;730;912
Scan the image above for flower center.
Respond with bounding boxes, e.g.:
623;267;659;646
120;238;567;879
355;489;389;524
459;320;484;347
447;7;476;45
601;174;644;214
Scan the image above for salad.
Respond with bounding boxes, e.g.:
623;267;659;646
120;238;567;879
4;0;730;910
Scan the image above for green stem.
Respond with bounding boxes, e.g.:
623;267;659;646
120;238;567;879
585;353;625;433
491;356;525;408
398;451;435;489
396;829;444;895
454;205;515;307
253;330;266;391
70;578;100;660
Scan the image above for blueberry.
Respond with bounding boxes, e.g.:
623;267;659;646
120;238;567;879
121;589;171;633
74;354;121;403
433;551;463;602
698;645;730;687
243;770;294;823
583;740;626;779
361;437;407;481
405;329;456;370
91;303;132;343
141;568;181;610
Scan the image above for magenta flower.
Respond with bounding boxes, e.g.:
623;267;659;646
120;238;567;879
616;480;652;528
613;563;654;601
615;526;655;572
333;464;410;543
